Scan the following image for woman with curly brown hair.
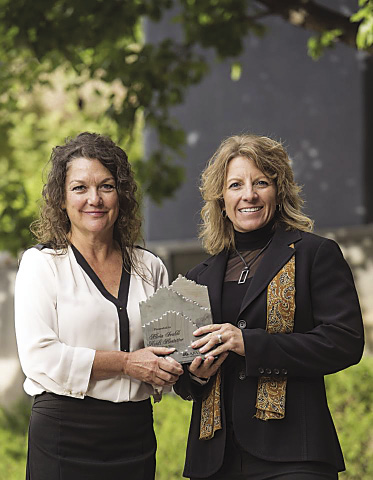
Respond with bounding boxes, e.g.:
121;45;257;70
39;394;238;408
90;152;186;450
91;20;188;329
14;132;183;480
174;133;364;480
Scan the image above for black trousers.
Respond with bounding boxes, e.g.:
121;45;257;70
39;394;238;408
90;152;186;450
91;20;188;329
191;426;338;480
26;392;156;480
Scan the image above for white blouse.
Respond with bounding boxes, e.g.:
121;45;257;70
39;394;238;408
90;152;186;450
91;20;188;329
14;245;169;402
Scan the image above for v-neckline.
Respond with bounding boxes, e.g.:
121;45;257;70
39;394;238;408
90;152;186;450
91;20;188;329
70;244;128;306
70;244;132;352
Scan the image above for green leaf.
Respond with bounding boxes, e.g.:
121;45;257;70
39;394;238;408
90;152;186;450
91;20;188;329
307;29;343;60
351;0;373;49
230;62;242;81
356;16;373;48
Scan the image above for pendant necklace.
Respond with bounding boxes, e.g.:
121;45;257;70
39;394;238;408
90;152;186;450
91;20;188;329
235;237;273;284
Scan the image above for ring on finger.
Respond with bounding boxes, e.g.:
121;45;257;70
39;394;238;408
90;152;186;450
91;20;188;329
217;333;223;344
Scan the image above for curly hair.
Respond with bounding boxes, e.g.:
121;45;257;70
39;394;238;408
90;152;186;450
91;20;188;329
199;133;314;255
31;132;142;271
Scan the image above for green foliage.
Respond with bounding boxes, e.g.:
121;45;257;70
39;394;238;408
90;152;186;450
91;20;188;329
307;29;343;60
0;399;30;480
351;0;373;49
154;394;192;480
136;151;185;205
0;65;144;254
178;0;266;58
0;1;207;254
325;356;373;480
230;62;242;81
0;0;207;158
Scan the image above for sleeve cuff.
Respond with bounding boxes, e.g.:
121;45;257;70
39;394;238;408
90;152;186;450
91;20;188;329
189;371;210;385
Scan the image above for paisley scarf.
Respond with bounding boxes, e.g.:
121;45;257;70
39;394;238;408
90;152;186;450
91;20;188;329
199;245;295;440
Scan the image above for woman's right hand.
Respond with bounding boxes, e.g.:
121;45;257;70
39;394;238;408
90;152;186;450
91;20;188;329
122;347;184;387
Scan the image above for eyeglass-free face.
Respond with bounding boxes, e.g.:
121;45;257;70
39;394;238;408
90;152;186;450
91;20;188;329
63;157;119;243
223;156;277;233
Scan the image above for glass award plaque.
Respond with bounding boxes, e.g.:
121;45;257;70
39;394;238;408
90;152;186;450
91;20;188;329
140;275;212;363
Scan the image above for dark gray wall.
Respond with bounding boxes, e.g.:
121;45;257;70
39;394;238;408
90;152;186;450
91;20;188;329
144;2;368;242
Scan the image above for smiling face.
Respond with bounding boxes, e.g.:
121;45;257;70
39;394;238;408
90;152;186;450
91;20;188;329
223;156;277;233
63;157;119;242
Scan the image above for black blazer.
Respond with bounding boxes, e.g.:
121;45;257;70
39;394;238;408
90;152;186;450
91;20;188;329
174;227;364;478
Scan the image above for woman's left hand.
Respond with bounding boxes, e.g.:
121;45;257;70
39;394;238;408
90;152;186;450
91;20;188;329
191;323;245;357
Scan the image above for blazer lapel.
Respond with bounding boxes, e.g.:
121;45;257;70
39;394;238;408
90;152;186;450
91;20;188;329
197;250;228;325
238;227;301;317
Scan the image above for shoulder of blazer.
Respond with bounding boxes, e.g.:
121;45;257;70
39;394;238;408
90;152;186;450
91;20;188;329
186;251;226;281
270;226;335;251
292;229;338;252
280;229;347;274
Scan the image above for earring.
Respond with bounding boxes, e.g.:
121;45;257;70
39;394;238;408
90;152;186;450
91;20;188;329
276;204;282;212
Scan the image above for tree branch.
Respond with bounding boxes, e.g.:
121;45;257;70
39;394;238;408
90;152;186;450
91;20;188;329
257;0;369;52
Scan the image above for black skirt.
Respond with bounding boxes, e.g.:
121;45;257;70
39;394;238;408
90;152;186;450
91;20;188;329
26;392;156;480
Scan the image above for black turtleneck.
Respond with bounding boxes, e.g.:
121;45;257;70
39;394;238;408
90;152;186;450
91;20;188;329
234;217;276;251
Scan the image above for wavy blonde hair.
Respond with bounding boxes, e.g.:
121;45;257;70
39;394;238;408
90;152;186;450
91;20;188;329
199;134;314;255
31;132;143;272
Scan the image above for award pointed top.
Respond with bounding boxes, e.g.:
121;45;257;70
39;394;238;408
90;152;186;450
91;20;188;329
170;275;210;309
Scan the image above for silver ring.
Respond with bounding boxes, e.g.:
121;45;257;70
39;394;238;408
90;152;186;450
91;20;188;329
217;333;223;344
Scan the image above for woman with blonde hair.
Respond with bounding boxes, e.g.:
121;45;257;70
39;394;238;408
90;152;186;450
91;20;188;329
175;133;364;479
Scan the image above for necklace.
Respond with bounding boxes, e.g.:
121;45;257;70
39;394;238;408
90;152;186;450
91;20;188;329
235;237;273;284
